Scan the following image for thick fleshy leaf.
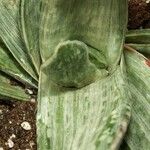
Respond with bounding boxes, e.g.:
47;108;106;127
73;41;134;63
0;42;38;88
126;29;150;44
124;50;150;150
39;0;127;71
41;40;108;88
0;72;30;101
37;64;131;150
0;0;38;80
37;1;129;149
20;0;41;73
125;44;150;56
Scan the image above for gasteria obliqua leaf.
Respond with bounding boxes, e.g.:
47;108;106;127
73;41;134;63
42;40;108;88
0;0;38;81
37;1;130;149
125;44;150;56
37;65;131;150
0;42;38;88
20;0;41;73
0;72;30;101
124;50;150;150
126;29;150;44
39;0;127;71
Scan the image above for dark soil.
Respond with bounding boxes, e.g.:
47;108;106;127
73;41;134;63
0;100;37;150
0;1;150;150
128;0;150;29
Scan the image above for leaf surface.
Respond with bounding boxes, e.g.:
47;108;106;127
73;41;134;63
37;66;131;150
0;72;30;101
126;44;150;55
0;0;38;80
37;1;129;149
0;42;38;88
124;50;150;150
39;0;127;71
126;29;150;44
20;0;41;73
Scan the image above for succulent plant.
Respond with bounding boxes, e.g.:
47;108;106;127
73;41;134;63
0;0;150;150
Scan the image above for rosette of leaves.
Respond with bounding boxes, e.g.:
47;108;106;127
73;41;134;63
0;0;149;150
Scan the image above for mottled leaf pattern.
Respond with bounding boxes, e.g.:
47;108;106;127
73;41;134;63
0;0;150;150
37;66;131;150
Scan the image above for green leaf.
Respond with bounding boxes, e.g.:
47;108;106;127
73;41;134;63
20;0;41;73
0;42;38;88
124;50;150;150
37;66;131;150
0;72;30;101
42;40;108;88
37;1;129;149
126;29;150;44
39;0;127;71
125;44;150;56
0;0;38;81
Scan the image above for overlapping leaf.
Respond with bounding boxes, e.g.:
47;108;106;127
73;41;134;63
0;0;38;80
37;65;131;150
0;42;37;88
124;50;150;150
20;0;41;73
124;28;150;149
0;72;30;101
126;29;150;44
126;44;150;56
37;0;130;150
39;0;127;71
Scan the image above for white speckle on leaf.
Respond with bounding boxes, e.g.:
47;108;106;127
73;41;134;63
26;89;33;95
146;94;150;99
21;121;31;130
20;58;25;64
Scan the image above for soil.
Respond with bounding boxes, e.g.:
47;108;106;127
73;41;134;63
128;0;150;29
0;1;150;150
0;99;37;150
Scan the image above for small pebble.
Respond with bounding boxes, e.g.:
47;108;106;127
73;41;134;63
21;121;31;130
6;139;14;148
0;147;4;150
30;98;36;103
30;141;35;148
146;0;150;3
0;109;2;114
10;134;16;139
